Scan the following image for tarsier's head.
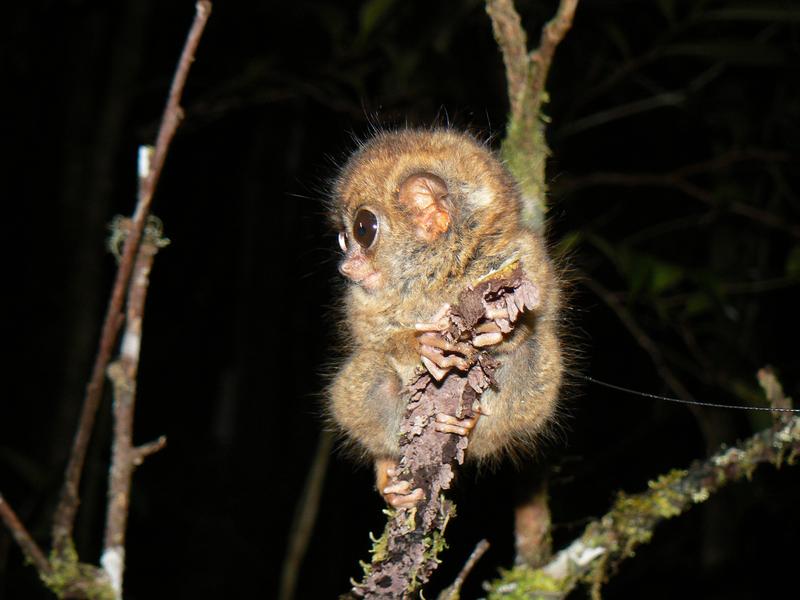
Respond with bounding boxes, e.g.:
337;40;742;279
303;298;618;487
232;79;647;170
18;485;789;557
332;129;523;297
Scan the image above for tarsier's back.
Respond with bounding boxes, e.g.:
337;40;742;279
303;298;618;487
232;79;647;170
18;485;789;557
329;128;562;502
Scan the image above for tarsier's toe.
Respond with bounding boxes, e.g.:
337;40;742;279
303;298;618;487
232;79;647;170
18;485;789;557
384;486;425;509
473;332;504;347
414;303;452;332
434;412;480;437
421;355;448;381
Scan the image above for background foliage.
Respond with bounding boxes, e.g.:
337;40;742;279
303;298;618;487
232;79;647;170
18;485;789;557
3;0;799;597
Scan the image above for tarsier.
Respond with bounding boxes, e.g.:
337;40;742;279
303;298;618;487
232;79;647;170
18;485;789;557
329;129;562;507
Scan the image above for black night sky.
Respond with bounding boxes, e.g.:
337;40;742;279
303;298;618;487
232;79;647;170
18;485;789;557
3;1;800;598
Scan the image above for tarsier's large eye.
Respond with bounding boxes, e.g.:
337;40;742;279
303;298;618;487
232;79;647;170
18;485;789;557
352;208;378;249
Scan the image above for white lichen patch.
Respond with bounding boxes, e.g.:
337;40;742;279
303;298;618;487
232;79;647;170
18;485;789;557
121;330;141;361
712;447;744;467
101;546;125;600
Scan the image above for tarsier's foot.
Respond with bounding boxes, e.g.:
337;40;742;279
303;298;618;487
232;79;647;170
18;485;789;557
434;405;482;436
375;458;425;509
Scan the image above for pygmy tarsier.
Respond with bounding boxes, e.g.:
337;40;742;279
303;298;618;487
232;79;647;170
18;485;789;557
329;128;562;507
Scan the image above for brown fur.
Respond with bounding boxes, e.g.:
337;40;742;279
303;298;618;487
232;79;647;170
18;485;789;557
328;128;563;465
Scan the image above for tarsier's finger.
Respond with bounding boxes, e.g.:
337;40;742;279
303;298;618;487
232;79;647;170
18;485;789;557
420;346;469;371
418;333;474;359
485;306;510;321
475;322;501;334
383;480;412;496
417;332;455;351
435;413;479;437
474;332;504;347
414;303;452;332
421;355;448;381
415;321;448;332
386;488;425;509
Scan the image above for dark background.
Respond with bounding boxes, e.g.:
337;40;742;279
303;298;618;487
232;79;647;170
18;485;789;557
3;0;800;598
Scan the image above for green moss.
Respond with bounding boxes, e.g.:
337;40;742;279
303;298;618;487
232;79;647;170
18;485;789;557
42;543;114;600
368;529;389;563
607;470;690;558
486;565;562;600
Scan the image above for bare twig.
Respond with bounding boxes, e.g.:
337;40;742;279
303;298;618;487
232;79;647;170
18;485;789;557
279;430;334;600
132;436;168;466
528;0;578;115
438;539;490;600
0;495;51;577
52;0;212;554
485;0;529;119
102;221;167;599
488;383;800;597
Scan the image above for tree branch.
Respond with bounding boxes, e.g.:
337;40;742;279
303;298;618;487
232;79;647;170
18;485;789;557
486;0;579;229
51;0;212;555
0;495;51;577
486;371;799;598
351;268;539;599
102;217;168;599
279;431;334;600
438;539;490;600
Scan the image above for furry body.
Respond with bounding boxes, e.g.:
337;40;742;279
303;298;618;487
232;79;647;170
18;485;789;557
329;128;562;464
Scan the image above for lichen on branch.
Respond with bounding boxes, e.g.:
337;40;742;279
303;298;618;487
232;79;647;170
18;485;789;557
486;368;799;598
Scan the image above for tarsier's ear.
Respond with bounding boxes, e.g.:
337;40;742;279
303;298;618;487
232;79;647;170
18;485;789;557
398;172;451;242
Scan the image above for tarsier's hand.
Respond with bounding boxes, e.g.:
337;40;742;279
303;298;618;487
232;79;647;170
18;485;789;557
414;301;514;380
415;303;472;380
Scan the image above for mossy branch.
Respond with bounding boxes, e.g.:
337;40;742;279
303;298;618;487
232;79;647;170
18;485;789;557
486;0;578;230
349;270;540;599
485;369;798;598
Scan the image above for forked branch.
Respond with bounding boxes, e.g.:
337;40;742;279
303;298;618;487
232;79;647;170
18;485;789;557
51;0;212;556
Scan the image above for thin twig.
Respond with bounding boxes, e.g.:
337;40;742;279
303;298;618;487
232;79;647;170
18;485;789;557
278;430;334;600
438;539;490;600
485;0;529;119
102;224;166;599
132;436;168;466
528;0;578;115
0;495;51;576
52;0;212;554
